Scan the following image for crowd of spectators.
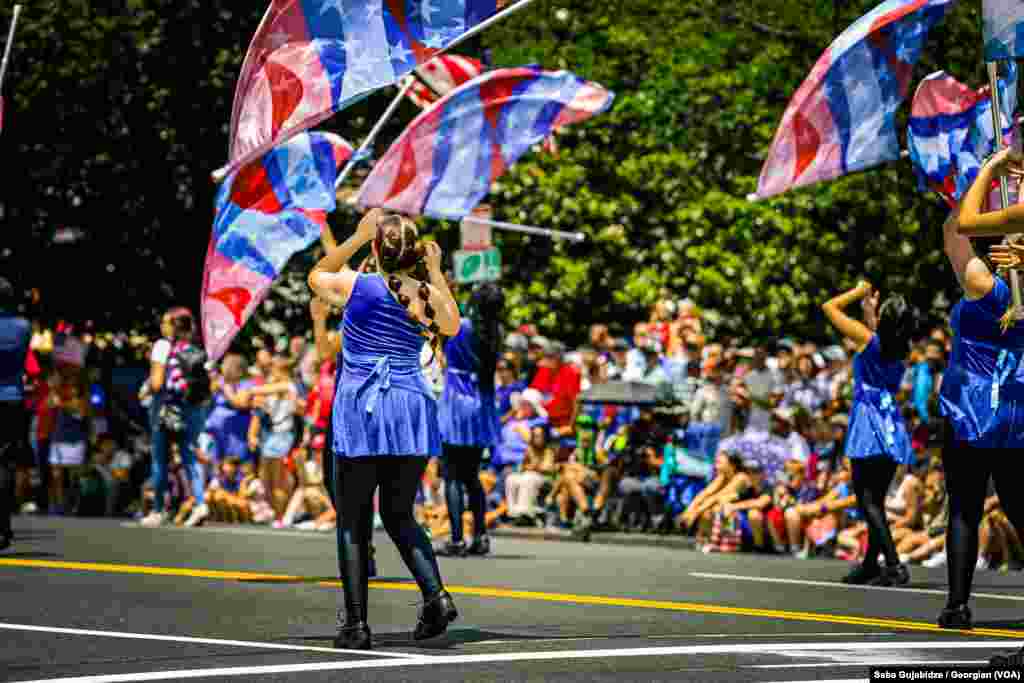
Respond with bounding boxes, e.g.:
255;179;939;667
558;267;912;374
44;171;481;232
8;294;1022;573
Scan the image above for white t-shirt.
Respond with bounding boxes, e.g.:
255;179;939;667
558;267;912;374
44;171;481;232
150;338;172;365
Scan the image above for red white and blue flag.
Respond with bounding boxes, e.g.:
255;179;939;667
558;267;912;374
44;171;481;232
984;0;1024;61
221;0;511;178
755;0;954;199
356;66;613;219
907;65;1018;207
203;132;353;361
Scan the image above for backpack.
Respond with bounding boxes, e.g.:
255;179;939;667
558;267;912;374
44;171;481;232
168;342;211;405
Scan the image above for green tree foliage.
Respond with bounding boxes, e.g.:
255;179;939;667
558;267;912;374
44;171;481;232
0;1;990;345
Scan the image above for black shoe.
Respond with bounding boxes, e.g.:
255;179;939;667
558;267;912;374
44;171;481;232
989;646;1024;668
841;563;882;585
870;564;910;587
0;533;10;552
466;535;491;556
413;590;458;641
434;540;467;557
938;604;973;630
333;616;372;650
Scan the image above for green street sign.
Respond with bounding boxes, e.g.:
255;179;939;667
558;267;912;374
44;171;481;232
453;248;501;283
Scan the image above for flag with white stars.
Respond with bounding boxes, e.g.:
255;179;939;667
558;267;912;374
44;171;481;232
754;0;955;199
203;132;353;361
907;64;1018;208
220;0;512;179
357;66;613;219
984;0;1024;61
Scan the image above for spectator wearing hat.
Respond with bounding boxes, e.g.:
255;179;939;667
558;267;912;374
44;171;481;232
605;338;631;381
623;338;669;386
530;341;581;441
784;349;826;415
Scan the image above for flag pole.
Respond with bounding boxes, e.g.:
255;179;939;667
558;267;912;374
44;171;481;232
986;61;1024;320
463;216;586;243
0;5;23;92
333;0;537;191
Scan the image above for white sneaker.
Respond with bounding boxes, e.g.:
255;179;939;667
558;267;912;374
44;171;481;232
977;556;990;571
899;553;911;564
184;504;209;528
922;551;948;569
20;502;38;514
140;512;168;528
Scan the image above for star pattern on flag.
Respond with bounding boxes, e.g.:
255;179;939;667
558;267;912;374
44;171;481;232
320;0;345;17
423;29;445;49
390;41;413;64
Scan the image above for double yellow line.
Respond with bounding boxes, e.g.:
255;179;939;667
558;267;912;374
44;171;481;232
3;558;1023;639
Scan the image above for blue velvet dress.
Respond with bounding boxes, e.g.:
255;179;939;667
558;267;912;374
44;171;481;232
844;335;914;464
940;276;1024;448
438;318;500;449
331;274;441;458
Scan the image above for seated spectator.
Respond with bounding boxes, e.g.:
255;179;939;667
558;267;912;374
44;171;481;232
504;426;556;524
678;451;750;541
885;464;925;545
718;407;802;486
76;434;117;517
495;357;527;424
205;458;249;523
658;410;713;531
547;428;604;535
721;463;773;551
280;451;336;531
494;389;547;470
764;459;820;552
978;497;1024;571
702;461;771;553
784;458;858;558
597;409;664;531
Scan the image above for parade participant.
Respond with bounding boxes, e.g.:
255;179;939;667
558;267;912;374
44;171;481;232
934;202;1024;630
435;282;504;557
0;278;31;551
309;208;460;649
822;281;915;587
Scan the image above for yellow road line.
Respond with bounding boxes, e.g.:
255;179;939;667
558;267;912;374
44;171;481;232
3;558;1022;640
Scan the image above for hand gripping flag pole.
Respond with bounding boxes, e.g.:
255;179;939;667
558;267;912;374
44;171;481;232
987;61;1024;323
333;0;538;191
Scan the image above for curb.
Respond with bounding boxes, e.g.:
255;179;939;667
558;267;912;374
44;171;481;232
489;526;697;551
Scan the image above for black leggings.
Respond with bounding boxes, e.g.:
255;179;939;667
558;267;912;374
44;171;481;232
335;456;444;622
850;456;900;569
442;444;486;545
942;422;1024;608
0;402;27;538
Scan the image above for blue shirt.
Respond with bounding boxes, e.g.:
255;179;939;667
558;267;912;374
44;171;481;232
912;361;933;423
495;380;526;418
0;315;30;403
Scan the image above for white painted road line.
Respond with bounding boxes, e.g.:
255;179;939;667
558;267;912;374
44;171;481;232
690;572;1024;602
14;640;1023;683
0;622;421;659
751;660;987;669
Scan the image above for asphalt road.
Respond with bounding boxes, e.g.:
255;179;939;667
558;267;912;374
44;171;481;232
3;517;1024;682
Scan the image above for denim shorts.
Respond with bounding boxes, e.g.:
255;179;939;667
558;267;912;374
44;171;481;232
261;431;295;460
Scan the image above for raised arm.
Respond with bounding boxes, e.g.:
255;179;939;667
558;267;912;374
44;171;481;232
310;297;341;364
308;209;383;307
943;206;994;301
821;282;874;351
959;148;1024;236
421;241;461;336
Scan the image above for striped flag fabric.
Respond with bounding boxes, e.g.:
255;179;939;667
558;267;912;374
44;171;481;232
218;0;512;179
356;66;613;219
203;132;352;361
984;0;1024;61
755;0;955;199
907;65;1018;207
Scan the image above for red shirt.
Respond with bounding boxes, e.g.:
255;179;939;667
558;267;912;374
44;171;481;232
307;360;336;430
542;364;581;429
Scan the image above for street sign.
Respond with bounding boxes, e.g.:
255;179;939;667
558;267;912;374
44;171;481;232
460;204;493;251
453;248;501;283
459;217;492;251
